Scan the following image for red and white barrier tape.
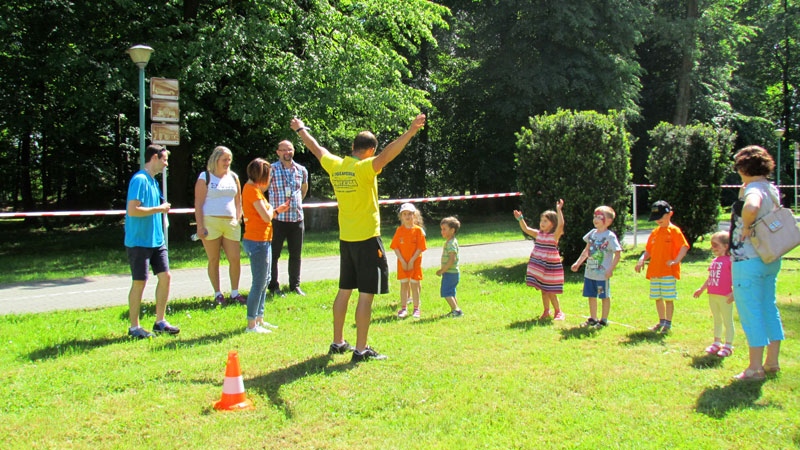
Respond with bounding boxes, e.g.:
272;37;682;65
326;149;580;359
0;192;522;218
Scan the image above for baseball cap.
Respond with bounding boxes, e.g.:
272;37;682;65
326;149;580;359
399;203;417;213
649;200;672;221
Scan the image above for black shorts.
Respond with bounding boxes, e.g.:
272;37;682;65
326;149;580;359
339;237;389;294
127;245;170;281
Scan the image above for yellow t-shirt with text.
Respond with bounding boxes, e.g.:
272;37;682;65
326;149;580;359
320;154;381;242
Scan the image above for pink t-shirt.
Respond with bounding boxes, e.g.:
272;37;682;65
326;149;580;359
706;255;732;296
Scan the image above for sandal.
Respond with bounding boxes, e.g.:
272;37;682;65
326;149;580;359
732;368;765;381
763;364;780;374
705;343;721;355
716;346;733;358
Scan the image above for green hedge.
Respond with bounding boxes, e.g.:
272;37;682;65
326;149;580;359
516;110;632;263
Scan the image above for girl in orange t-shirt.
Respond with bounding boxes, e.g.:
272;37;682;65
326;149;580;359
390;203;427;318
241;158;289;334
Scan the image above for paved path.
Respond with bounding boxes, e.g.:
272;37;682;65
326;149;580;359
1;230;653;315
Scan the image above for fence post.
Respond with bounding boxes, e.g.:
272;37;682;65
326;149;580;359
632;183;638;248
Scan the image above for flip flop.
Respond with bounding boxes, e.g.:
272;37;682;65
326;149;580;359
733;368;765;381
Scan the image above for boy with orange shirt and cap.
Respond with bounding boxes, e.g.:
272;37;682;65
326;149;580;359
634;200;690;333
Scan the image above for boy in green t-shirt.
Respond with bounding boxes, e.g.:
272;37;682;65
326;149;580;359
436;217;463;317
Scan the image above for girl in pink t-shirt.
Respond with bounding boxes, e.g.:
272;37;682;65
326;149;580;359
693;231;734;357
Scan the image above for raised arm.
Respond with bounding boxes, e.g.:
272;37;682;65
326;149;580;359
372;113;426;172
291;118;330;162
554;199;565;241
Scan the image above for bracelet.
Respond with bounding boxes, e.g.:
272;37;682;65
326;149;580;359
516;215;523;222
295;126;310;133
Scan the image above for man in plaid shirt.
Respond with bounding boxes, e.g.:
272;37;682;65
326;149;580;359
268;140;309;297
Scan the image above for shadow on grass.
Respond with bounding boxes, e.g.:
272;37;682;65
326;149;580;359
507;317;552;331
247;353;354;419
118;296;225;321
691;353;724;369
474;262;526;284
27;328;241;361
619;330;666;346
560;325;600;340
695;379;774;418
27;336;129;361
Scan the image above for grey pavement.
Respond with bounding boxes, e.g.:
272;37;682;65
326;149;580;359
1;229;653;315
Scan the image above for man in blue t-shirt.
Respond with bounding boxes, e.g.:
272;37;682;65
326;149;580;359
124;144;180;339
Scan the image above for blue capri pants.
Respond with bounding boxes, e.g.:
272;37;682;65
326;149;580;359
732;257;784;348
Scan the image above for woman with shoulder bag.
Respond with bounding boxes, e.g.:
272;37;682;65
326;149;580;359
729;145;785;380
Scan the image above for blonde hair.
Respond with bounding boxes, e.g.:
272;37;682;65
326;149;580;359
206;146;233;172
595;205;616;221
711;231;730;255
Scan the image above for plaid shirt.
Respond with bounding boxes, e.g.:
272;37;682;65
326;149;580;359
269;161;308;222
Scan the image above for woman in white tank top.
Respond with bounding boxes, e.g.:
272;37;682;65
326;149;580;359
194;146;245;305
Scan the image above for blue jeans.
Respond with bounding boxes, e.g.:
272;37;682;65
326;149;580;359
242;239;272;321
732;257;783;347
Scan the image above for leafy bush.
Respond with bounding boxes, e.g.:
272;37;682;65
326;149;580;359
646;122;735;246
516;110;632;262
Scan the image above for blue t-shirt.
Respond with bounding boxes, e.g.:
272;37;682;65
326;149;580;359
124;170;164;248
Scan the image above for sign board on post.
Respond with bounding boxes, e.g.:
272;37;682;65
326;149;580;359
151;99;179;123
150;78;179;100
151;123;180;146
149;78;180;146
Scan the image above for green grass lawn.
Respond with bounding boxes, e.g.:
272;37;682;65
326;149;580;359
1;237;798;449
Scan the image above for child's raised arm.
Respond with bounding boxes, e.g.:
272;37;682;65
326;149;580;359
554;199;565;241
513;210;538;238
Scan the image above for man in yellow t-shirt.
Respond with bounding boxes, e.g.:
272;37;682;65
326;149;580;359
291;114;426;362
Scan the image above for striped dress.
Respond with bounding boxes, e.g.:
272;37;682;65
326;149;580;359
526;231;564;294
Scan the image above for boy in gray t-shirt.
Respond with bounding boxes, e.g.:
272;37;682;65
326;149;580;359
571;206;622;328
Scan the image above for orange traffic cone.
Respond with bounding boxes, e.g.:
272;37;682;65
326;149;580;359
213;350;255;411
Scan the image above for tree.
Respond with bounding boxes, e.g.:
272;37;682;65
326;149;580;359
432;0;648;196
516;110;632;262
646;122;736;246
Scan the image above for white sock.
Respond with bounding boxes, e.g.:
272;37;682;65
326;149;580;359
231;289;239;297
215;291;222;297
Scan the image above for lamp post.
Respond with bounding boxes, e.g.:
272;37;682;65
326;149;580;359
126;45;154;169
774;127;785;188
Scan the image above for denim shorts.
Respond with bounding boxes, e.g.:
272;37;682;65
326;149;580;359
440;272;460;298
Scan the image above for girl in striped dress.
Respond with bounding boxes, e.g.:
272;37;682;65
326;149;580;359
513;199;565;320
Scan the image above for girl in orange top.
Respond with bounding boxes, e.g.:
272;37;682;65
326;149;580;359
241;158;289;334
391;203;427;318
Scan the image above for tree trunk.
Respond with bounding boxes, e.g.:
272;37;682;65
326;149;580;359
673;0;699;126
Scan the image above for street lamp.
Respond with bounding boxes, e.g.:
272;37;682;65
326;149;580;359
774;127;785;188
126;45;154;169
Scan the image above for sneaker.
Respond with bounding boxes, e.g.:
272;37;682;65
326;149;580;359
351;346;388;362
128;327;154;339
412;309;421;319
245;326;271;334
153;320;180;335
270;288;286;298
230;293;247;305
660;324;671;334
397;308;408;318
259;321;279;329
595;319;608;328
448;309;464;318
650;322;663;332
214;293;226;306
539;310;551;320
582;318;598;327
329;341;353;354
553;311;565;321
